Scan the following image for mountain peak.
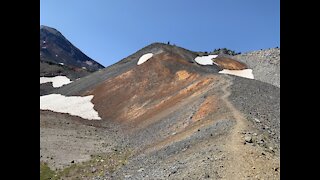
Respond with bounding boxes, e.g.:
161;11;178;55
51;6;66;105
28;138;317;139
40;25;62;36
40;25;104;71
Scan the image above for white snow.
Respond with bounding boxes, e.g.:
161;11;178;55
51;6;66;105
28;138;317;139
40;94;101;120
59;63;64;65
137;53;153;65
86;61;93;66
219;69;254;79
194;55;254;79
194;55;218;65
40;76;72;88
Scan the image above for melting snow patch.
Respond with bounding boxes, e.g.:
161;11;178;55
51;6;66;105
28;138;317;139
137;53;153;65
40;76;72;88
194;55;218;65
219;69;254;79
40;94;101;120
86;61;93;66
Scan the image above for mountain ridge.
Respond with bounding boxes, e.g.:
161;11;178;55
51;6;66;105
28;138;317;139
40;40;280;179
40;25;104;71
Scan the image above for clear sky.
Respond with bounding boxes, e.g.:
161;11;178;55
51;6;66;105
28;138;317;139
40;0;280;67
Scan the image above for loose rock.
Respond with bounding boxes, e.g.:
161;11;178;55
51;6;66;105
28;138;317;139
245;135;253;143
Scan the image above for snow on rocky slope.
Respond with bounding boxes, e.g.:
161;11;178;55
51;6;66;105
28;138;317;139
234;48;280;87
40;94;101;120
137;53;154;65
40;76;72;88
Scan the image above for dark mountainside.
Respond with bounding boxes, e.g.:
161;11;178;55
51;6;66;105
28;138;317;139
40;60;91;95
40;25;105;95
40;25;104;72
40;42;280;179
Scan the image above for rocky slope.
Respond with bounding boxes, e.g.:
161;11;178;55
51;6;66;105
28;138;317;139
40;25;104;95
234;48;280;87
40;60;91;95
40;25;104;71
40;43;280;179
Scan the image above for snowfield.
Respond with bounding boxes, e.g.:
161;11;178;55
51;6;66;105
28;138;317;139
137;53;153;65
40;94;101;120
194;55;218;65
40;76;72;88
219;69;254;79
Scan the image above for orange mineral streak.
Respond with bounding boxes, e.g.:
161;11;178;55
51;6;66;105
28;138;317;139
176;70;191;81
83;52;214;125
192;95;219;122
213;56;247;70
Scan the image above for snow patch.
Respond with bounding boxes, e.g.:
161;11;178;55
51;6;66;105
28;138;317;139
59;63;64;65
40;94;101;120
137;53;153;65
219;69;254;79
40;76;72;88
194;55;218;65
86;61;93;66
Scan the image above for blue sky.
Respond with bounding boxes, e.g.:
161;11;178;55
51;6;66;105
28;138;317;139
40;0;280;67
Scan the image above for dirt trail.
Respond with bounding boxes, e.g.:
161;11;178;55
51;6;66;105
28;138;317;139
219;77;249;179
136;75;279;179
219;76;279;179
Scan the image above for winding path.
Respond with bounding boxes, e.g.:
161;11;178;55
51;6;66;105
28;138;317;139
219;76;280;179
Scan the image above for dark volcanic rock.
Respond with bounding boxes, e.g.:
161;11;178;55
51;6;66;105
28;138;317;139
40;25;104;72
228;76;280;151
40;60;91;95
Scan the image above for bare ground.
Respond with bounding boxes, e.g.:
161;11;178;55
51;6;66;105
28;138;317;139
218;76;279;179
41;76;279;179
40;46;279;179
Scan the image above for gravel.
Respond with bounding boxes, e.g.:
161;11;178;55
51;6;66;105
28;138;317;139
40;44;280;179
234;48;280;88
228;76;280;152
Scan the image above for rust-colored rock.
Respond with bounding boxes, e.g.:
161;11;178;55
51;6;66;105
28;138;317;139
213;56;248;70
83;52;210;125
192;95;219;122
